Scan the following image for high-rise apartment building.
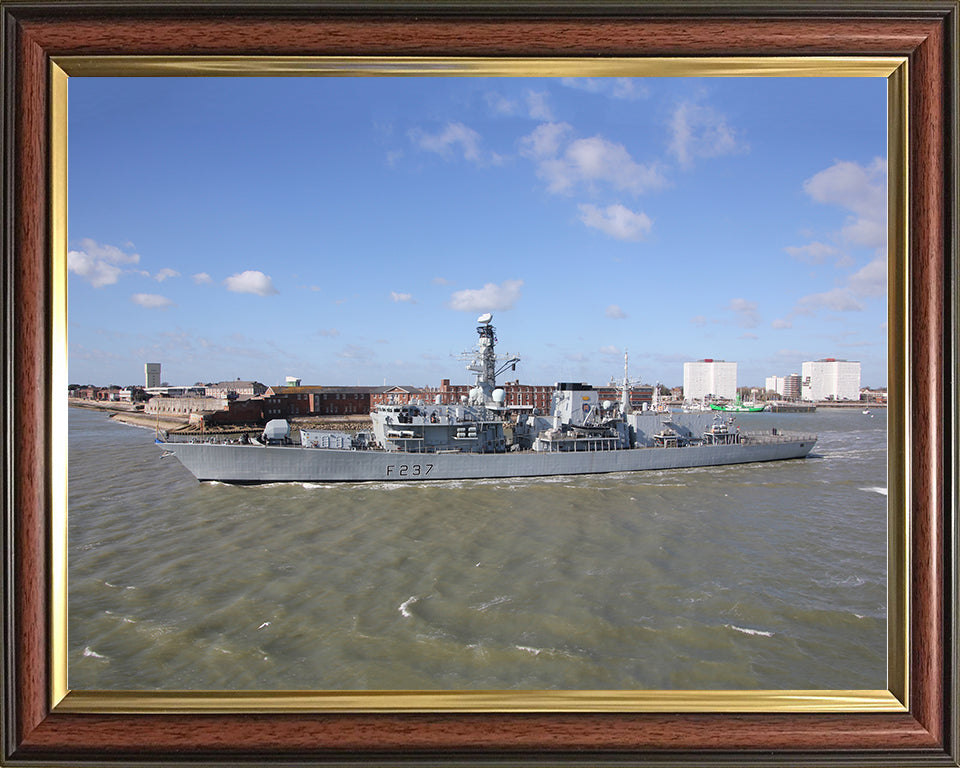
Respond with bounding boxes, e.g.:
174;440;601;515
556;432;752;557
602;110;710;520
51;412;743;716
683;359;737;401
801;359;861;401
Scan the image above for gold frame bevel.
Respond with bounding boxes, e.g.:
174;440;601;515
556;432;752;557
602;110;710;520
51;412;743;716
51;55;909;716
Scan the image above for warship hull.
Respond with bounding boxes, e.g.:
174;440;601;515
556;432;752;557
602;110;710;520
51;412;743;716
161;434;816;484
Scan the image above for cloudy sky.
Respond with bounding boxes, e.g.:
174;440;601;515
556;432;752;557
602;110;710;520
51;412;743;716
68;75;887;389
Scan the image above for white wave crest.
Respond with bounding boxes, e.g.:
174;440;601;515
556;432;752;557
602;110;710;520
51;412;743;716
515;645;543;656
726;624;774;637
399;596;419;618
474;595;512;612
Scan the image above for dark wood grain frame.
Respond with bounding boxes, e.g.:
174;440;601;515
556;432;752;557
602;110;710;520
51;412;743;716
2;1;957;765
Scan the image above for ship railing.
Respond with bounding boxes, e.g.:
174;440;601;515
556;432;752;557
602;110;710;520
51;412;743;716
740;431;817;445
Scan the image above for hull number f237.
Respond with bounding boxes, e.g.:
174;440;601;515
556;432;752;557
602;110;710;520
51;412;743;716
386;464;434;478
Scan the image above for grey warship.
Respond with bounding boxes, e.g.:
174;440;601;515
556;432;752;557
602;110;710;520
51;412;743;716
158;315;817;483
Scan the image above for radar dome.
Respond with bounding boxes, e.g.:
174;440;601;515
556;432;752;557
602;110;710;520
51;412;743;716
492;388;506;403
477;312;493;324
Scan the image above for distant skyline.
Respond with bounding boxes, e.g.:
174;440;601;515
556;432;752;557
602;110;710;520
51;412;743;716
68;75;887;389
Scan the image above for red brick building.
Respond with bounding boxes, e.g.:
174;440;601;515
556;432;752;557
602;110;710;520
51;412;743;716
311;386;380;415
369;386;428;408
264;386;384;417
595;385;655;410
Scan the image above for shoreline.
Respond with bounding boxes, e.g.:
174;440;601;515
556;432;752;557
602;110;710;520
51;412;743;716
68;400;375;434
69;399;186;431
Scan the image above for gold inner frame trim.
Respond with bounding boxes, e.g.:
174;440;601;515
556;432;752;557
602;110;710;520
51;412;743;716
50;55;909;715
53;55;905;78
56;688;905;715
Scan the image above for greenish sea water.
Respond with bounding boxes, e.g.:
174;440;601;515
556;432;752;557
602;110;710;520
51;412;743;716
68;406;887;691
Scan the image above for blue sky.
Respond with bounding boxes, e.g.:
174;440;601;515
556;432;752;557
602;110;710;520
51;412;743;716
68;76;887;390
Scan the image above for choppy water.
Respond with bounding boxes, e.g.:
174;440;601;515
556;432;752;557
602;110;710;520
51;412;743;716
68;406;887;691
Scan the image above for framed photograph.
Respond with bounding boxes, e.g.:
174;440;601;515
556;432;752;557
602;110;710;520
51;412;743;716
2;2;956;765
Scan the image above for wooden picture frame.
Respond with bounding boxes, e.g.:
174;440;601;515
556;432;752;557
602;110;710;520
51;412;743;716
2;2;956;764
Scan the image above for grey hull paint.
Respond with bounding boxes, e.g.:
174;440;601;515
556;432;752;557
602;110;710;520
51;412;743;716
162;435;815;484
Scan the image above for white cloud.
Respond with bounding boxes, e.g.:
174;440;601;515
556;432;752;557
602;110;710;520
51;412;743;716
519;122;572;160
739;333;759;340
485;92;517;116
785;252;885;323
525;91;554;121
795;288;864;314
542;136;666;195
579;203;652;241
432;277;453;286
605;304;628;319
802;158;886;248
192;272;213;284
847;254;887;297
727;298;759;328
772;318;793;329
690;315;708;326
448;279;523;312
67;239;140;288
411;122;483;165
391;291;414;303
224;270;278;296
131;293;174;309
600;345;620;355
521;126;665;196
317;328;340;337
153;268;180;282
668;100;747;169
561;78;649;100
784;241;843;264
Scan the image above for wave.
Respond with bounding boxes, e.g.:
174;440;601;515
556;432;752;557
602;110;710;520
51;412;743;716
473;595;513;612
725;624;774;637
399;595;419;618
860;486;888;496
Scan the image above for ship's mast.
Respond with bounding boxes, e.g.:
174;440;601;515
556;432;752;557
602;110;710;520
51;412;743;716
460;313;520;404
621;350;631;414
615;349;641;414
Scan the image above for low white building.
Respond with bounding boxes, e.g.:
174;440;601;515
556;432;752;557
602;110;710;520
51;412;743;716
683;359;737;402
801;359;861;401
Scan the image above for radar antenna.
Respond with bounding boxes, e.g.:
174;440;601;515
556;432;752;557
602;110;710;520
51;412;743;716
456;314;520;405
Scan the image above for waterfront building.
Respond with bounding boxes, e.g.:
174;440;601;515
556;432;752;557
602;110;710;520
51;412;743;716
264;385;379;416
801;359;861;401
765;373;801;400
683;359;737;402
204;380;268;399
145;362;161;389
784;373;802;400
145;395;228;418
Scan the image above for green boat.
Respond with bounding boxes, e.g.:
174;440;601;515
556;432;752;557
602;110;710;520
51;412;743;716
709;394;767;413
